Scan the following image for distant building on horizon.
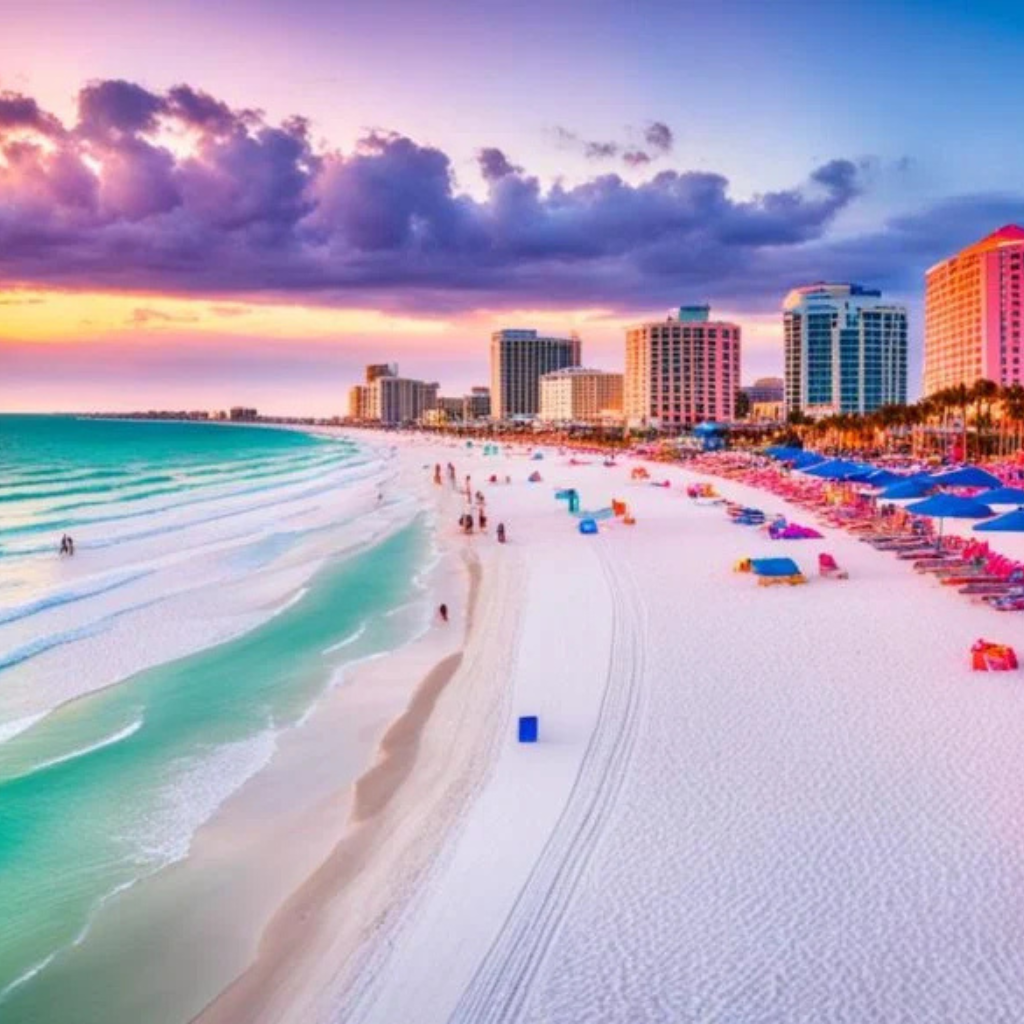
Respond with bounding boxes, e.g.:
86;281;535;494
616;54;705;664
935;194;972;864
538;368;624;424
229;407;258;421
374;375;438;425
347;385;371;420
346;363;437;424
463;386;491;421
924;224;1024;395
783;284;907;418
423;387;491;425
365;363;398;383
490;329;581;420
624;305;740;431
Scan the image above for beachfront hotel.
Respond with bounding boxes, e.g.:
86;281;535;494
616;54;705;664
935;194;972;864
347;363;438;424
490;329;582;420
538;367;624;424
624;305;740;430
923;224;1024;395
783;284;908;418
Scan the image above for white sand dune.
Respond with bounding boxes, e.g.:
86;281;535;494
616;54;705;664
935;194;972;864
204;436;1024;1024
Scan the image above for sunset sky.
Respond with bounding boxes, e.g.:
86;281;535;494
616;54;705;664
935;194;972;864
3;0;1024;414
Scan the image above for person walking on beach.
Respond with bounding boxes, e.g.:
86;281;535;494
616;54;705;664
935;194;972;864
433;464;442;486
59;534;69;556
438;603;449;623
67;536;75;556
447;463;456;488
478;508;487;531
496;522;506;544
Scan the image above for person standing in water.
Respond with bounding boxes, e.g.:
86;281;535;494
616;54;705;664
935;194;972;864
438;603;449;623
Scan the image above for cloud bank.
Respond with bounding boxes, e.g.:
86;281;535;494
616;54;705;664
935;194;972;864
2;80;1023;316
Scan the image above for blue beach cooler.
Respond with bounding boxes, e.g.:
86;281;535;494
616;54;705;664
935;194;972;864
518;716;539;743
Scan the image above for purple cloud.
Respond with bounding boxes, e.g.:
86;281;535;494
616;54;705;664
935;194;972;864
644;121;673;153
1;79;1018;318
476;147;522;183
623;151;652;168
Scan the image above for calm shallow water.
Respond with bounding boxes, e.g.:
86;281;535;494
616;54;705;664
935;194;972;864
0;417;429;1019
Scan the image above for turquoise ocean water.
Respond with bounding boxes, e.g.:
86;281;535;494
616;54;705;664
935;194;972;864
0;416;427;1021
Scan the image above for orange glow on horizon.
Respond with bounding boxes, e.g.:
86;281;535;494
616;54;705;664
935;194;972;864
0;288;452;343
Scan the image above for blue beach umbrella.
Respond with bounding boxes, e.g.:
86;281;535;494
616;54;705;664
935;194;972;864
975;507;1024;532
905;494;993;518
976;486;1024;506
932;465;1002;489
790;451;825;469
879;477;935;500
804;459;874;481
905;494;993;544
863;469;901;487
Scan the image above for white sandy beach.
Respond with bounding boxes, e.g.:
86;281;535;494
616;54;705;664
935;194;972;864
191;431;1024;1024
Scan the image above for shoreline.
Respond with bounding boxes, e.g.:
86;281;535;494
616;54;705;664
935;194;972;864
195;547;486;1024
0;430;473;1024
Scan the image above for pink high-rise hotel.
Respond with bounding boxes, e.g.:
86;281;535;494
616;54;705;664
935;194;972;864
625;305;740;430
924;224;1024;395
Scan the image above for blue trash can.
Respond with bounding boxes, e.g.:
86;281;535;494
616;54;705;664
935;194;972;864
518;716;538;743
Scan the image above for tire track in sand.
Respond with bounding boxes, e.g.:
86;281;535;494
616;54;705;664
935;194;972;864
448;547;648;1024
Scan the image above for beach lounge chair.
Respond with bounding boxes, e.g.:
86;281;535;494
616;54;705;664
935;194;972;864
818;553;848;579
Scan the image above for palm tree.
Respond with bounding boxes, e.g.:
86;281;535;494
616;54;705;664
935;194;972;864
970;378;999;458
1002;384;1024;457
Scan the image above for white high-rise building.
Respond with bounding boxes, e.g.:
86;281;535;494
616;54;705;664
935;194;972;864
783;284;907;418
490;329;581;420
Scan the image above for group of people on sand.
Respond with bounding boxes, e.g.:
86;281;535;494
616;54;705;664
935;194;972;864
58;534;76;557
431;462;510;544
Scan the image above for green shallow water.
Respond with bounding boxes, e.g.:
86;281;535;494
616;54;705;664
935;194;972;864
0;515;429;1021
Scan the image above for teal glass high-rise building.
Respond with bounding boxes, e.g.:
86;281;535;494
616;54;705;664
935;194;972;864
783;283;907;418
